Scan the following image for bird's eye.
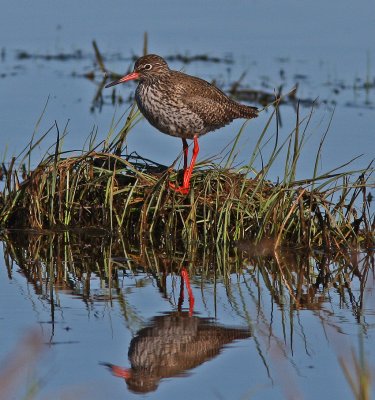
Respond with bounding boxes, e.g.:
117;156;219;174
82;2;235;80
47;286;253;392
144;64;152;70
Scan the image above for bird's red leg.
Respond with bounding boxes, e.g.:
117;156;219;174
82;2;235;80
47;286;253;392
182;135;199;190
169;135;199;195
181;267;195;316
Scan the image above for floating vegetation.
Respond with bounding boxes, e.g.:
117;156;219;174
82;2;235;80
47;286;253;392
162;53;233;64
0;103;373;252
16;49;86;61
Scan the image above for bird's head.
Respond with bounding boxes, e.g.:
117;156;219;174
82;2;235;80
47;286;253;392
105;54;169;87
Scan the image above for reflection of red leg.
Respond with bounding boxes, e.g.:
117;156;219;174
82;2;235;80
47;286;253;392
181;268;195;316
169;136;199;195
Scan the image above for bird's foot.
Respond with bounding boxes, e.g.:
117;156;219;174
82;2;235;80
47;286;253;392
168;182;190;195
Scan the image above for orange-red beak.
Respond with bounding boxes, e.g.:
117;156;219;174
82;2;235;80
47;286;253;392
100;362;132;380
105;71;140;88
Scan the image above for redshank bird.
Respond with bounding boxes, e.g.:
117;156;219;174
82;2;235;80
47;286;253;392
105;54;258;194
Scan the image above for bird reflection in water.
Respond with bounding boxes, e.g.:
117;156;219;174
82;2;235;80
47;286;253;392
102;266;250;392
102;311;251;393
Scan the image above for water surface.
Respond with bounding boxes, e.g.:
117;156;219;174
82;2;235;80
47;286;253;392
0;232;374;399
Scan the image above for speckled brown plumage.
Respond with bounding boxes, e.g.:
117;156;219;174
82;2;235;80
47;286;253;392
105;312;251;393
105;54;258;194
131;54;258;140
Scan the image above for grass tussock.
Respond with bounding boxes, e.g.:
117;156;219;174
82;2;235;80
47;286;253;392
0;104;373;251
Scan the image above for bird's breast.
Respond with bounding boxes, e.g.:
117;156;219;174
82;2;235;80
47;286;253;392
135;82;206;140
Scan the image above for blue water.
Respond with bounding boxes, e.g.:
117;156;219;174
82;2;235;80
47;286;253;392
1;243;374;399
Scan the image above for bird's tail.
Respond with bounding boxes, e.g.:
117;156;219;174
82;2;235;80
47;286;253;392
236;104;259;119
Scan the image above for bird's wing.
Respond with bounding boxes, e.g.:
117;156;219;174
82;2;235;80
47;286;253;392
183;94;236;128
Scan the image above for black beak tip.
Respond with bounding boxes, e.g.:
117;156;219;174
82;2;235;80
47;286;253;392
105;80;117;89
